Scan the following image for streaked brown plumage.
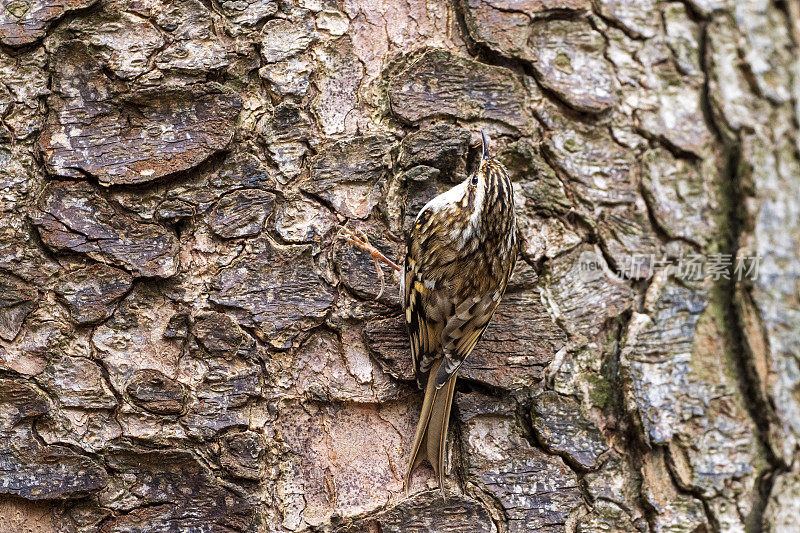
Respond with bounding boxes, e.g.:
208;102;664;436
403;131;517;495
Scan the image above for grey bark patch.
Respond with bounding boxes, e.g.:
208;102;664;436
461;3;616;113
541;245;634;339
343;490;497;533
595;0;659;38
192;311;245;358
125;369;188;415
39;41;241;186
311;36;362;133
596;205;660;279
458;392;585;531
364;315;415;381
112;148;277;221
181;358;262;439
155;199;195;223
303;135;394;219
0;0;98;47
387;49;532;132
274;194;337;244
462;290;568;389
640;148;717;246
53;263;132;325
527;18;618;113
210;237;336;348
398;123;471;176
40;355;117;409
208;189;275;239
220;0;277;30
0;443;108;500
531;391;609;470
30;181;179;278
260;18;316;63
542;113;637;207
265;328;402;402
98;447;254;531
91;285;185;394
218;429;262;480
0;378;108;500
621;283;709;445
0;272;37;341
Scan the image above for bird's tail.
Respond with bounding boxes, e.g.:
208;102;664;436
404;358;458;497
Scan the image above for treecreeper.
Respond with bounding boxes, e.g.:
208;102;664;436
342;130;518;496
402;130;517;495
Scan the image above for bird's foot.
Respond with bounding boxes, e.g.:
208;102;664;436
336;225;400;300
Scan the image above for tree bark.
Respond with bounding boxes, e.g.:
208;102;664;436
0;0;798;531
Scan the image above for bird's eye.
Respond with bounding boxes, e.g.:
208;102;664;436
470;174;479;186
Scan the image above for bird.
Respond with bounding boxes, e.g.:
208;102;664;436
402;130;517;496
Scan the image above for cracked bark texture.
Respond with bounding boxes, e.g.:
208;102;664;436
0;0;798;531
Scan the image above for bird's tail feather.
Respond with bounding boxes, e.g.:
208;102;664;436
405;359;458;497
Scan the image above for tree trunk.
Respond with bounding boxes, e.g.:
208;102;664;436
0;0;798;531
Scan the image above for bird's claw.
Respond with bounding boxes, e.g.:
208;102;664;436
336;225;400;301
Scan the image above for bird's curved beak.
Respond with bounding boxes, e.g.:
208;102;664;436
481;129;491;160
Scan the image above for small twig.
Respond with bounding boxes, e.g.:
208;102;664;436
336;226;401;300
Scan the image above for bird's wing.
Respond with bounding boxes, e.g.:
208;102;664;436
434;245;518;388
404;249;449;378
432;290;501;388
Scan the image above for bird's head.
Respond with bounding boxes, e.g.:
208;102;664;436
463;130;514;223
467;129;494;187
412;129;515;251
